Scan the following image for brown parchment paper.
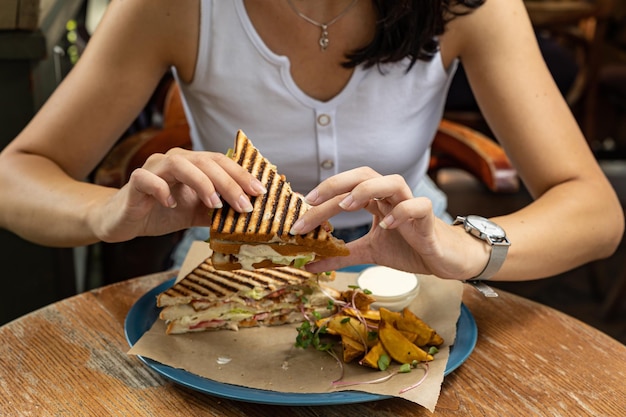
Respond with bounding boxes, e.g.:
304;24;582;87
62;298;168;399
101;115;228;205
128;241;464;412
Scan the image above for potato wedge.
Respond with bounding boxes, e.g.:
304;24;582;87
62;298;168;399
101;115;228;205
398;330;418;343
320;315;369;346
378;320;433;363
341;290;376;311
379;307;431;346
343;307;381;323
401;308;444;346
341;335;366;363
360;342;388;369
379;307;403;325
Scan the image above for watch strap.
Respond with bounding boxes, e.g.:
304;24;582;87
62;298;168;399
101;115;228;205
472;239;510;281
454;215;510;281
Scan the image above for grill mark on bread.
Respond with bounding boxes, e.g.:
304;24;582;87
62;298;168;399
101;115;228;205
251;160;269;233
293;197;303;231
255;191;268;234
232;210;241;234
277;192;292;236
256;160;267;182
212;207;222;234
213;205;234;235
269;179;285;235
236;139;252;166
243;210;253;233
255;170;273;233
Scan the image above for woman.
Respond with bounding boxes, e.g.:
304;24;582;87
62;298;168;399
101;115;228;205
0;0;622;282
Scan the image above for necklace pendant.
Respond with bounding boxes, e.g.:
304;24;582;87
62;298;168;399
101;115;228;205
319;25;329;51
287;0;359;52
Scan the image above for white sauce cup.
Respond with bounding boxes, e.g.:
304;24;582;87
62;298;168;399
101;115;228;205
356;266;421;311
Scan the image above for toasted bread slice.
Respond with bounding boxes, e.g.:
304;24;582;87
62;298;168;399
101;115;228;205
157;257;339;334
209;130;349;270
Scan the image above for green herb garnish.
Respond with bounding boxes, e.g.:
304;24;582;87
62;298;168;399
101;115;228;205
377;354;391;371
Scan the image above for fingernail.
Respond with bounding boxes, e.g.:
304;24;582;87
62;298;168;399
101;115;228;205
305;188;319;204
379;214;395;229
209;192;223;209
251;179;267;195
167;195;177;209
239;194;253;213
290;219;305;235
338;194;354;210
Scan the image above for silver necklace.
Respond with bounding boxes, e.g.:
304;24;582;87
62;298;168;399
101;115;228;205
286;0;359;51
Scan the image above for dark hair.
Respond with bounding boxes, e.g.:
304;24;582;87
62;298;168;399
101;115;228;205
344;0;485;69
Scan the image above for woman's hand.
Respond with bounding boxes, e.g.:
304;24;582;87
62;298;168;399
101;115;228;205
88;147;267;243
293;167;488;280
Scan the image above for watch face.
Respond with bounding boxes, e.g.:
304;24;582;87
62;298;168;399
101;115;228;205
466;215;506;238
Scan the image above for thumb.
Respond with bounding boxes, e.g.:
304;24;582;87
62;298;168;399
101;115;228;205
305;238;372;273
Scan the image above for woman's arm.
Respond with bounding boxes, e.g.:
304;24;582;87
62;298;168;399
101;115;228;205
0;0;263;247
447;0;623;280
301;0;623;281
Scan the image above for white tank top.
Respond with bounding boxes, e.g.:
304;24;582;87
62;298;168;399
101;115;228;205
174;0;457;228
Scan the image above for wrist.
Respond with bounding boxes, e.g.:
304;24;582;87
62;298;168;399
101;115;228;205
469;234;492;279
454;226;491;279
453;215;510;281
85;188;119;243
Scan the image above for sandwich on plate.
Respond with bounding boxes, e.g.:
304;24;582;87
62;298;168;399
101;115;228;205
157;257;338;334
209;130;349;271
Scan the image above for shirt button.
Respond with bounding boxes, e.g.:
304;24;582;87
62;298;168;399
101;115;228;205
320;159;335;170
317;114;331;126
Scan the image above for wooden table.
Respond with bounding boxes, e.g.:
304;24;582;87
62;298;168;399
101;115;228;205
1;271;624;416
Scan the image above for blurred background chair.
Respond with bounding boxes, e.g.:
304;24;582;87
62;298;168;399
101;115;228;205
445;0;615;143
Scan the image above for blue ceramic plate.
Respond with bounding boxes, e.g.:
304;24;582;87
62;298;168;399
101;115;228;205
125;277;477;406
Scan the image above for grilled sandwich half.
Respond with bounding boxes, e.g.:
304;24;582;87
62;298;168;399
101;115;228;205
209;130;349;270
157;258;338;334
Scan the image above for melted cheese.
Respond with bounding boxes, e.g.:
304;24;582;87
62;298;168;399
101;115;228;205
236;244;314;270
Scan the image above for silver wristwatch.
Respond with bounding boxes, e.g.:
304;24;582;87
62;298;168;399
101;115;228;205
454;215;510;281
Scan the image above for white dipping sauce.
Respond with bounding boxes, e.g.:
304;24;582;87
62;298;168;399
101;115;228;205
357;266;420;311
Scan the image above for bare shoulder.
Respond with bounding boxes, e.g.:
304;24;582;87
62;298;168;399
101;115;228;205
440;0;534;64
95;0;200;81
